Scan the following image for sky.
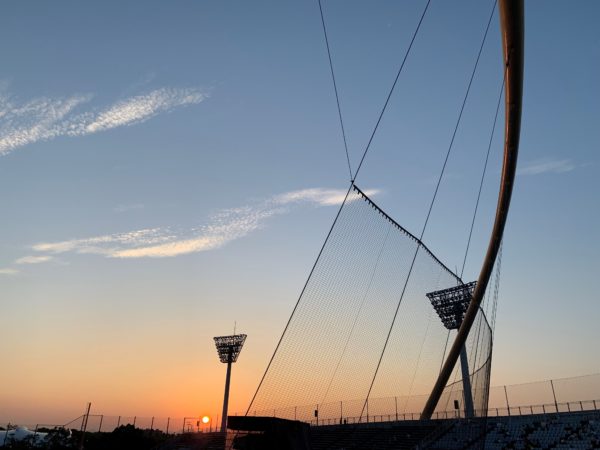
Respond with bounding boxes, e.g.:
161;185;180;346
1;0;599;426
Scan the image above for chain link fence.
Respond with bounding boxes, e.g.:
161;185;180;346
250;373;600;425
2;373;599;433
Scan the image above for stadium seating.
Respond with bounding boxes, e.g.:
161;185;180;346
428;411;600;450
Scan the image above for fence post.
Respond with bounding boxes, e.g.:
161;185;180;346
395;397;398;421
133;416;136;427
3;423;9;446
78;402;91;450
117;416;121;428
580;401;583;411
594;400;597;410
166;417;170;435
340;401;343;424
550;379;559;413
150;417;154;431
98;415;103;432
504;385;510;416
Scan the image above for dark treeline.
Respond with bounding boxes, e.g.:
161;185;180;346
2;424;224;450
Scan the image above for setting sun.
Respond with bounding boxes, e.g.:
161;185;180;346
201;416;210;424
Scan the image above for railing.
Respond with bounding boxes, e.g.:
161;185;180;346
3;374;599;433
305;398;600;426
3;399;598;437
255;373;600;425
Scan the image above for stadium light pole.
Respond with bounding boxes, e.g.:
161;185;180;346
214;334;247;433
426;282;477;418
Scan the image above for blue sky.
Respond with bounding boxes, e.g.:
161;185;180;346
1;0;599;422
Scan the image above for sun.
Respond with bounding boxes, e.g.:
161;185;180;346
201;416;210;424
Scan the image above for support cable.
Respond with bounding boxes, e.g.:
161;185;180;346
490;241;503;332
352;0;431;183
418;0;498;244
358;0;498;422
317;0;353;181
460;74;506;279
439;330;451;374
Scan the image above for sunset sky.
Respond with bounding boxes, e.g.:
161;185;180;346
1;0;599;426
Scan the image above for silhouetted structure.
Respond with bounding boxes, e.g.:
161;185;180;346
228;416;310;450
214;334;247;433
427;282;476;417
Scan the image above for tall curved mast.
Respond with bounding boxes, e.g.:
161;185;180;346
421;0;524;419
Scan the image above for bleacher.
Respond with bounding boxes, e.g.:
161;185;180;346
427;411;600;450
310;421;439;450
156;431;226;450
221;410;600;449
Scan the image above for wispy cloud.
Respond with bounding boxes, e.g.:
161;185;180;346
28;187;379;260
114;203;145;213
81;88;203;134
273;188;359;206
517;158;577;176
0;87;206;156
0;268;19;276
15;255;53;265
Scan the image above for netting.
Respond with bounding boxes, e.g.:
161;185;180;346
245;185;493;426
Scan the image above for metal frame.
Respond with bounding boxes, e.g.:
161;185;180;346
214;334;247;363
214;334;247;432
426;282;477;330
421;0;524;419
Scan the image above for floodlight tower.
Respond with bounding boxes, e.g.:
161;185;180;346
214;334;247;432
427;282;477;418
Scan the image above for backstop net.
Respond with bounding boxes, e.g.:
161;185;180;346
246;184;493;424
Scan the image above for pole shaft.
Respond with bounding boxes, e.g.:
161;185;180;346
221;355;233;432
459;345;475;417
550;379;559;412
78;402;91;450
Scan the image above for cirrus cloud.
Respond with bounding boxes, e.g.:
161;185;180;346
15;255;53;265
517;157;577;176
0;86;207;156
27;187;380;260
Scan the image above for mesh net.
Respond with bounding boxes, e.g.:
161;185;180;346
246;185;493;427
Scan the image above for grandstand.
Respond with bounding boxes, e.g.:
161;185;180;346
429;410;600;450
225;409;600;450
